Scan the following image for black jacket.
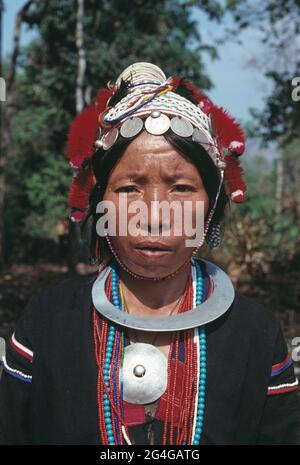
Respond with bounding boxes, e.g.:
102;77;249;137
0;270;299;445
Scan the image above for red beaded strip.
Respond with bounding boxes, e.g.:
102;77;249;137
93;266;199;445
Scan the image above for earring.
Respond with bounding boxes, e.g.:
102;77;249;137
206;222;221;248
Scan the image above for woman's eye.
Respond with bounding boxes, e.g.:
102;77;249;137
116;186;138;193
173;185;194;192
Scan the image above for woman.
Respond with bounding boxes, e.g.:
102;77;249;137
0;62;299;445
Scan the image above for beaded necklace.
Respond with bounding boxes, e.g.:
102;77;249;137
92;259;206;445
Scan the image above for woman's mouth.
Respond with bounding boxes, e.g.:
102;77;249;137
134;242;173;260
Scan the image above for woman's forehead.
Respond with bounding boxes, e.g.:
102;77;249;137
112;132;197;175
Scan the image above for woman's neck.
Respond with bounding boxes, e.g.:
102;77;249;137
118;261;192;316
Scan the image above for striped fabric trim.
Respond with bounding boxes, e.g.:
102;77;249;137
267;378;299;396
0;356;32;383
10;332;33;362
271;354;293;377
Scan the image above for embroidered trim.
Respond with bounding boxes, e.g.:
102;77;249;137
10;332;33;362
267;378;299;395
1;355;32;383
271;354;293;377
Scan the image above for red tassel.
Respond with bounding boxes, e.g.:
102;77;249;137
210;105;245;155
68;168;96;212
69;209;85;222
224;154;247;203
65;87;114;169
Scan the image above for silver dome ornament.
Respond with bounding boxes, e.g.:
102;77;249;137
94;139;104;149
120;117;144;138
133;364;146;377
170;116;194;138
102;127;119;150
122;343;168;404
216;159;226;170
144;111;170;135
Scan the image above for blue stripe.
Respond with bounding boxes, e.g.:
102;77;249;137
2;365;32;383
271;358;293;377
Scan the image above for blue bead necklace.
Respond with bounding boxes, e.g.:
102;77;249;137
102;260;206;445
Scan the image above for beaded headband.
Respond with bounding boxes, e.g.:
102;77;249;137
66;62;247;222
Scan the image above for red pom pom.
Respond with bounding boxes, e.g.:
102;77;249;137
231;190;246;203
210;105;245;153
228;140;245;156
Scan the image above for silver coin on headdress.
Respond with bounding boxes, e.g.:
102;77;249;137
144;110;170;135
102;127;119;150
120;117;144;138
192;127;212;147
122;342;168;404
170;116;194;138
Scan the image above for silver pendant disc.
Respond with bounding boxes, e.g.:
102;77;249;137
122;343;168;404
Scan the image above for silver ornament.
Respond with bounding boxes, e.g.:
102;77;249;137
92;259;235;332
102;128;119;150
151;110;161;118
94;139;104;149
120;117;144;138
216;159;226;170
192;127;212;148
170;117;194;137
122;343;168;404
144;112;170;135
133;364;146;377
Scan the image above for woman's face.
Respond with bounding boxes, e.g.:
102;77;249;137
102;131;209;278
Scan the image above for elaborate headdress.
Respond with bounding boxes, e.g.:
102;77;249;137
66;62;246;223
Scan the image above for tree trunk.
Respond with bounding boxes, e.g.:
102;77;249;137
0;0;35;271
67;0;88;275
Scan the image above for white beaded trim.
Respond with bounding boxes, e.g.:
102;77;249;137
268;379;299;391
1;355;32;380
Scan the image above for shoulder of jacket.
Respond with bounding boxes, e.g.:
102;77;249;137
230;291;279;335
34;272;97;307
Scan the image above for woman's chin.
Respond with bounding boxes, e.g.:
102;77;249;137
122;250;186;278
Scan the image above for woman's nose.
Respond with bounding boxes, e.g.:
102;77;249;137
141;188;171;235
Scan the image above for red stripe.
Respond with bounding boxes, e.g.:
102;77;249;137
272;354;291;371
9;337;33;362
268;385;299;396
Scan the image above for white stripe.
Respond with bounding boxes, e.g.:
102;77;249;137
268;379;299;391
12;332;33;358
191;261;197;309
122;425;132;445
1;355;32;380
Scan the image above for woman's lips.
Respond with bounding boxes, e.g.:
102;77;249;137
134;243;173;260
